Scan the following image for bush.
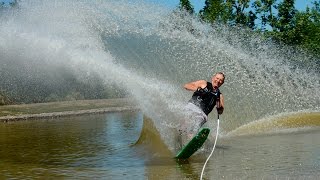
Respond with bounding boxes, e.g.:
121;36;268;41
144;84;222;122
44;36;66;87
0;92;13;105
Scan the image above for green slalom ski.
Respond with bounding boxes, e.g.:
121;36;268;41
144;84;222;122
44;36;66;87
175;128;210;159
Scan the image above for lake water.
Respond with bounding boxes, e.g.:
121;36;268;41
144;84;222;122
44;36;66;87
1;111;319;179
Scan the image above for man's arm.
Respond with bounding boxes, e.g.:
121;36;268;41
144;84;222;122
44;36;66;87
184;80;207;91
217;94;224;114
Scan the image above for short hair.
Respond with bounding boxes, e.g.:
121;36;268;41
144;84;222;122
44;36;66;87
215;72;225;80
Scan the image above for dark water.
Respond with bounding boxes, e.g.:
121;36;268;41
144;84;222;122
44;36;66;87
1;111;319;179
0;112;145;179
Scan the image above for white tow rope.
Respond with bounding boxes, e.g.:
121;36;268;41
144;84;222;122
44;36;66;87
200;116;220;180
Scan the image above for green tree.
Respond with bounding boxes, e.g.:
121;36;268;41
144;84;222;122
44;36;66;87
292;1;320;57
274;0;296;32
179;0;194;14
196;0;319;59
200;0;226;23
233;0;251;25
259;0;320;60
200;0;257;28
253;0;277;30
247;10;257;29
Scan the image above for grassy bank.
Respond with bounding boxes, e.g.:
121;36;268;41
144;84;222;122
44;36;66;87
0;98;138;121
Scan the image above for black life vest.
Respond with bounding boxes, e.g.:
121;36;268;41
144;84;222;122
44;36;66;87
189;82;221;115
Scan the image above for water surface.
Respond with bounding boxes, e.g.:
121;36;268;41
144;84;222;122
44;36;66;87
1;112;319;179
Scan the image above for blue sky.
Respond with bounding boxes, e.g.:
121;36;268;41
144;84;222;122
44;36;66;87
1;0;314;12
150;0;313;12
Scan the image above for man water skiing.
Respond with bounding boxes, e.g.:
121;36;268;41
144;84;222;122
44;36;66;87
179;72;225;145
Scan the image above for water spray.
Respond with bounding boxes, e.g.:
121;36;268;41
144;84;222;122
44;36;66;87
200;114;220;180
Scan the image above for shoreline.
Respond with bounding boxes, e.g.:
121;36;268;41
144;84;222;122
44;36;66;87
0;98;139;122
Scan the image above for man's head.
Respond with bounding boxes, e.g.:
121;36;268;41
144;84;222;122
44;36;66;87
212;72;225;88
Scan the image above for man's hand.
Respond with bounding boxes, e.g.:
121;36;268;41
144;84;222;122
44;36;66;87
217;106;224;114
216;94;224;115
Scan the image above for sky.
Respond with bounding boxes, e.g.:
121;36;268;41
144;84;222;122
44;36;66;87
150;0;314;12
0;0;315;12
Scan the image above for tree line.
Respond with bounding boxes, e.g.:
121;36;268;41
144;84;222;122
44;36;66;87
179;0;320;59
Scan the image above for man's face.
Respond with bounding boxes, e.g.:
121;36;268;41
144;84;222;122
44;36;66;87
212;74;224;88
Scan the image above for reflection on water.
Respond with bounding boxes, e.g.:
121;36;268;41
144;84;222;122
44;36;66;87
204;130;320;179
1;112;320;179
0;112;145;179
